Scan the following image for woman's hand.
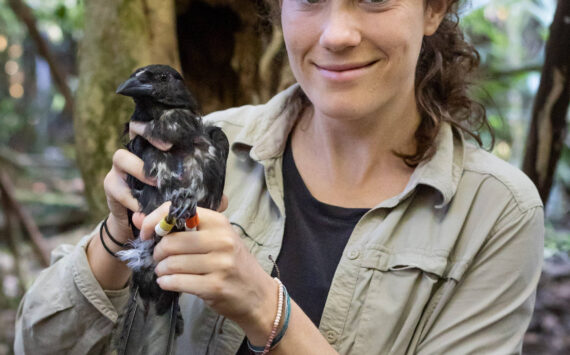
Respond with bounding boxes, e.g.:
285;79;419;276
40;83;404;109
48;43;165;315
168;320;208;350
102;148;156;243
102;121;170;242
88;144;157;289
130;121;173;151
133;203;278;344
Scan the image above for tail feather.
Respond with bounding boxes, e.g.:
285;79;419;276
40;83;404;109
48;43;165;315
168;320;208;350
113;286;181;355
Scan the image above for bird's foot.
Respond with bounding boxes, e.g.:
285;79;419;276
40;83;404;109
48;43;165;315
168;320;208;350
168;188;197;230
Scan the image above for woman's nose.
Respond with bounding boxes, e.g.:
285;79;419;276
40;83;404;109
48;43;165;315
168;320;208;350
319;7;361;52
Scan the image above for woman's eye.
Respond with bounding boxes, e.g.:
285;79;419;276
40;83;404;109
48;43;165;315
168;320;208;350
360;0;390;8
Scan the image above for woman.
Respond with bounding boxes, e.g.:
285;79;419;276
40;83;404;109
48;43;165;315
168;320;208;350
15;0;543;354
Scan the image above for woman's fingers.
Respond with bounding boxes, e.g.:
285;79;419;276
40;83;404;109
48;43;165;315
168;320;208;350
132;211;146;229
217;194;229;212
112;149;156;186
103;169;140;213
152;228;234;262
156;273;204;294
154;253;228;277
103;149;155;226
156;273;232;304
130;121;173;151
195;206;230;230
138;201;171;240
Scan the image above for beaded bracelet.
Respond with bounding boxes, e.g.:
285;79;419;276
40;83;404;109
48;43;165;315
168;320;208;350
263;278;284;354
247;278;291;354
271;285;291;347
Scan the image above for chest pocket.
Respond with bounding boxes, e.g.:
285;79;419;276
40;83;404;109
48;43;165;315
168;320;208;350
349;247;452;355
230;221;262;254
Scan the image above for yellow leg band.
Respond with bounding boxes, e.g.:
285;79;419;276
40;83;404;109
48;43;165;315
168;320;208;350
155;217;175;236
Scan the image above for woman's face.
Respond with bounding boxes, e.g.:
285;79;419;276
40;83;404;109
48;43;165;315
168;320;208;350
281;0;444;121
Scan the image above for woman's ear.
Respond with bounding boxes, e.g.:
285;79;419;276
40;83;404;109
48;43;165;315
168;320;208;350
424;0;448;36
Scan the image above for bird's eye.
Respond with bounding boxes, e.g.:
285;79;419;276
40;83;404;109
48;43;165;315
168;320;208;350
160;74;168;81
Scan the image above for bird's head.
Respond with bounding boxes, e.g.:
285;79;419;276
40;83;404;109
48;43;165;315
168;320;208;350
116;65;198;111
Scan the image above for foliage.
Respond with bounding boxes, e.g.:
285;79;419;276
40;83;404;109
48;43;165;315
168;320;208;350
461;0;557;162
27;0;84;40
0;0;83;152
0;0;86;241
545;223;570;258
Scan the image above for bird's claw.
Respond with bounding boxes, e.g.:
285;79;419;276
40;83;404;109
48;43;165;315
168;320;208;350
168;189;197;229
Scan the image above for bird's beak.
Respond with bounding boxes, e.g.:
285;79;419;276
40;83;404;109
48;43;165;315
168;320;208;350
116;77;153;97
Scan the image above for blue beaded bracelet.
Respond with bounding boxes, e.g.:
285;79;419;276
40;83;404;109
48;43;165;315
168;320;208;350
247;285;291;353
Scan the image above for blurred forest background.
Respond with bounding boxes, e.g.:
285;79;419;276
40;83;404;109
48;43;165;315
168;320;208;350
0;0;568;354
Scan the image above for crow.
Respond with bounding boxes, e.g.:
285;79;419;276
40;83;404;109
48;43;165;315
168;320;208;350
112;64;229;354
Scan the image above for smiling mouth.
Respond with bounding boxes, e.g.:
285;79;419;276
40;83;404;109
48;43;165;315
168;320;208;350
314;60;379;82
315;60;379;72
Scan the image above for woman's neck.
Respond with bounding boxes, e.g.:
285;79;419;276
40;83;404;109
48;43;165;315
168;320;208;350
290;101;421;208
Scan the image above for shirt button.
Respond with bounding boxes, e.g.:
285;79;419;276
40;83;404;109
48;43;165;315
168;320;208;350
348;249;360;260
326;330;338;344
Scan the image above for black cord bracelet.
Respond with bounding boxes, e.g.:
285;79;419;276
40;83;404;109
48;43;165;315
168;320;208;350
99;220;117;257
102;217;127;248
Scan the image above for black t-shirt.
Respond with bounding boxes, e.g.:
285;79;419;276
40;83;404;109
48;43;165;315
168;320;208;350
236;139;368;354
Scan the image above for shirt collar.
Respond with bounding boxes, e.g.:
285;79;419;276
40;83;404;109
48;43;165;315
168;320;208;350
230;85;464;207
406;123;464;208
231;84;302;162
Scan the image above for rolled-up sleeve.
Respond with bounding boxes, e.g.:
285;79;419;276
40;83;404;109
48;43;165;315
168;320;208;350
14;225;130;354
417;204;544;355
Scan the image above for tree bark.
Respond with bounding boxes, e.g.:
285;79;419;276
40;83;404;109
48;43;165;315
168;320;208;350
74;0;181;219
522;0;570;204
176;0;293;113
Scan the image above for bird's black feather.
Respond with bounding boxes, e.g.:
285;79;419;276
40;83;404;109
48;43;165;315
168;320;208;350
111;64;229;354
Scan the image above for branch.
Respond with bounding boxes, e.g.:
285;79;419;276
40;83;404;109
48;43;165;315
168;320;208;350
7;0;74;115
0;171;50;267
485;64;543;80
259;24;283;102
522;0;570;203
1;194;28;293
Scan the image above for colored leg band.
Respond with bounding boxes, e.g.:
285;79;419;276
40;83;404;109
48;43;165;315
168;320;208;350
185;213;199;231
155;217;175;236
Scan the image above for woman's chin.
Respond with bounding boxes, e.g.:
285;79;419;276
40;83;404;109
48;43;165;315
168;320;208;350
310;98;379;122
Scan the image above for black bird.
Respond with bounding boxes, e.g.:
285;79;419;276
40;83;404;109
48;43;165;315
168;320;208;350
112;64;229;354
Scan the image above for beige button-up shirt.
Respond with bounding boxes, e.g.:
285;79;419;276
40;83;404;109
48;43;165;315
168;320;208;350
15;85;544;354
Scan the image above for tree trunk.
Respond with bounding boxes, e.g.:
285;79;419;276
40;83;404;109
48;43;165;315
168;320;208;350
74;0;181;219
522;0;570;204
176;0;293;113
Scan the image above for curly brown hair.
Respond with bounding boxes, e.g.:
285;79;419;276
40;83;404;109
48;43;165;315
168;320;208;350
412;0;491;165
265;0;492;165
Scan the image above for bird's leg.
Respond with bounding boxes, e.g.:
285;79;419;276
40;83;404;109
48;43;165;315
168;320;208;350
167;188;197;230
